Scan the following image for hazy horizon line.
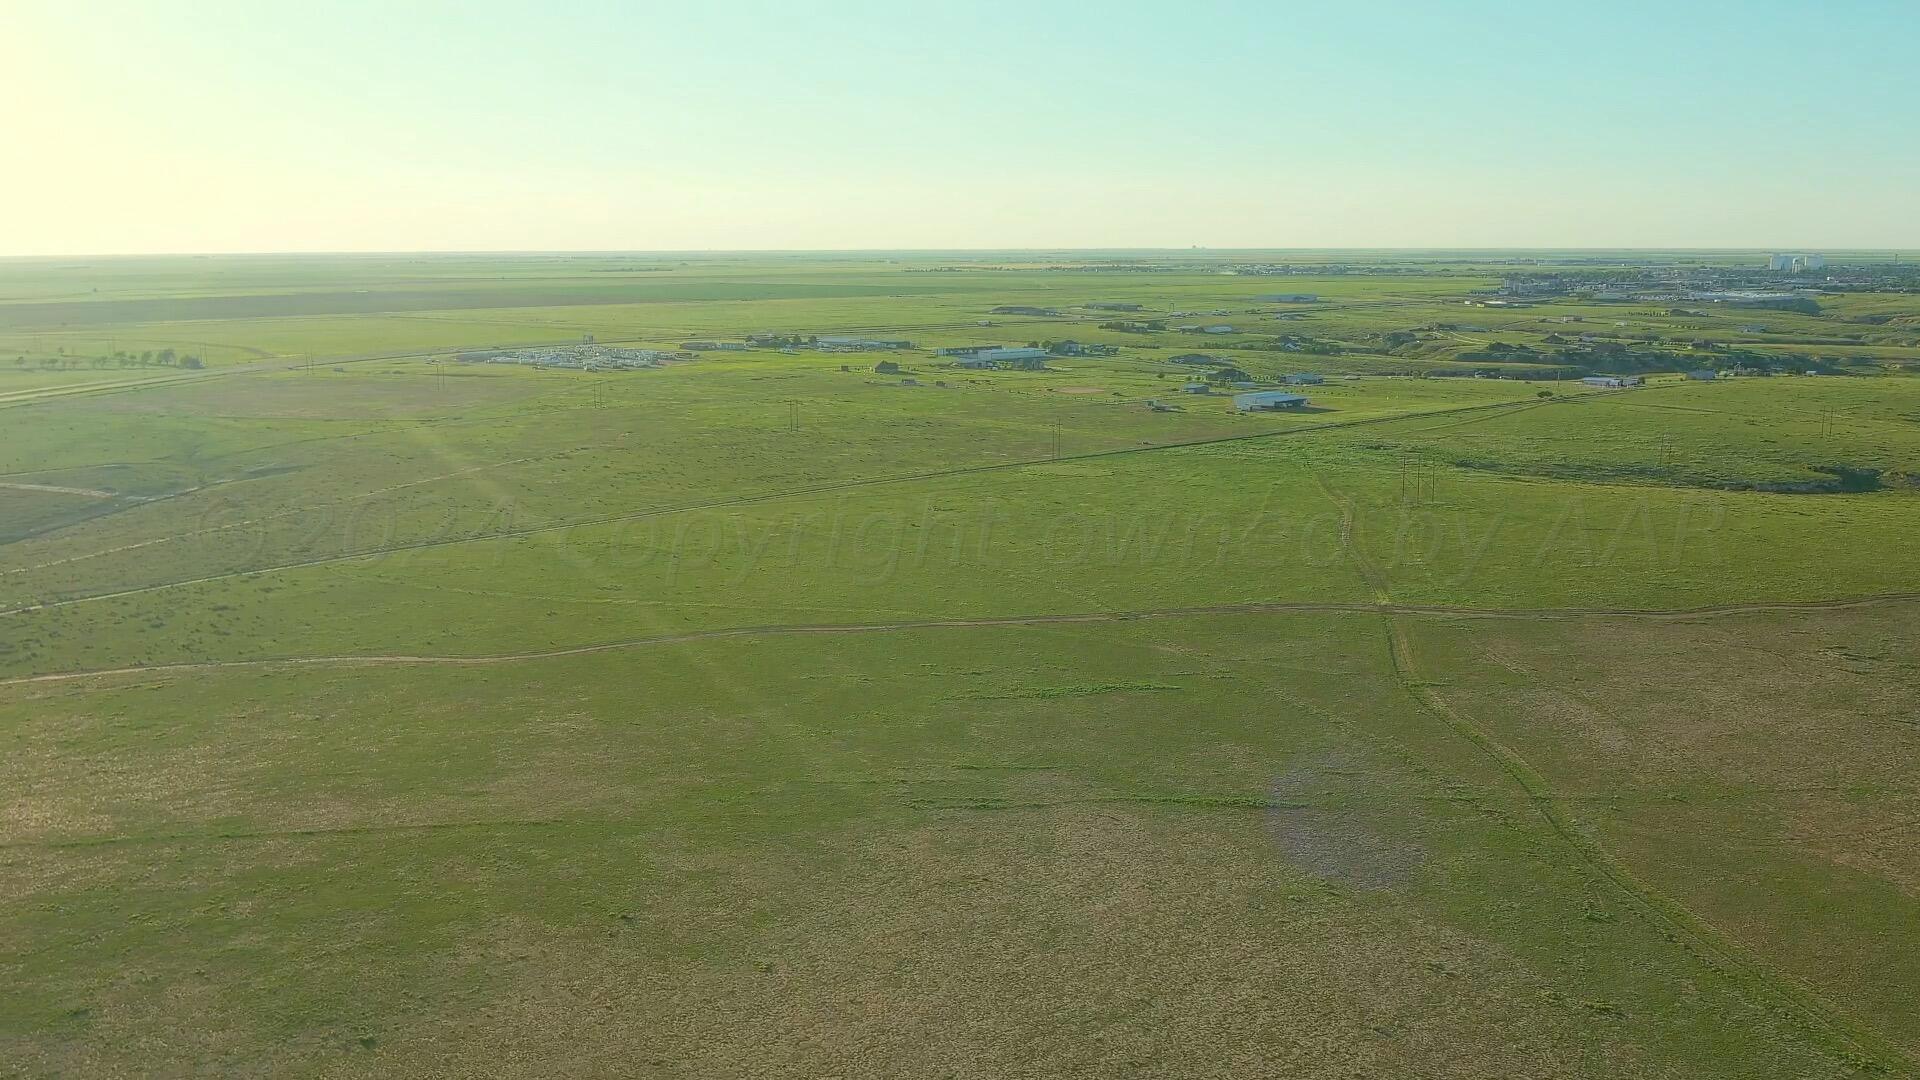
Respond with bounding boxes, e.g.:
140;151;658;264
7;246;1919;261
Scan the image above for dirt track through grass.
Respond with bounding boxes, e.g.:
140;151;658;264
4;592;1916;688
1316;474;1920;1078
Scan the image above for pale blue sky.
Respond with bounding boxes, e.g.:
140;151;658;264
6;0;1916;253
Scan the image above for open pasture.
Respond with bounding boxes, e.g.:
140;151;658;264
4;252;1920;1077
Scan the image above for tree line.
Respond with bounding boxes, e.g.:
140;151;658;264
12;348;203;371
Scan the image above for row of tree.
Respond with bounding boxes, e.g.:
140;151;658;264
12;349;203;370
1454;339;1853;376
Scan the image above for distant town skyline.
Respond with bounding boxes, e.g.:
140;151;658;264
7;0;1917;256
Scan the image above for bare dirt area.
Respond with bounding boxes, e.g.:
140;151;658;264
1265;748;1428;888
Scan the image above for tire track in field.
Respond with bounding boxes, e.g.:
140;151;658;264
0;394;1558;619
0;481;117;499
3;591;1916;689
1315;474;1919;1078
0;448;587;576
0;370;222;408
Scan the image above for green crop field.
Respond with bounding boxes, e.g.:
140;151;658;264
4;252;1920;1078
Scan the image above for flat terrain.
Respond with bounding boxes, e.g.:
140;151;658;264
3;252;1919;1078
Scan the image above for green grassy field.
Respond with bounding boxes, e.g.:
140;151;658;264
3;252;1919;1078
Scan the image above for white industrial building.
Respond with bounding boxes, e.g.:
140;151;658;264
1767;253;1826;272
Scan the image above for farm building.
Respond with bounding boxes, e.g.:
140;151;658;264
1202;325;1236;334
817;335;912;350
1284;373;1325;385
990;305;1059;316
1257;293;1319;303
1170;353;1220;366
461;345;668;370
1686;369;1717;381
936;345;998;357
946;347;1049;370
1086;302;1143;312
1581;375;1643;388
971;347;1049;364
1049;340;1118;357
1182;383;1210;394
1234;391;1308;412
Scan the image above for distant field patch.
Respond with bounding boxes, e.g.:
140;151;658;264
0;281;983;329
0;487;124;544
86;365;553;420
957;681;1184;699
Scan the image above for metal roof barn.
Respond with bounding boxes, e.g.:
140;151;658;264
1234;391;1309;412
